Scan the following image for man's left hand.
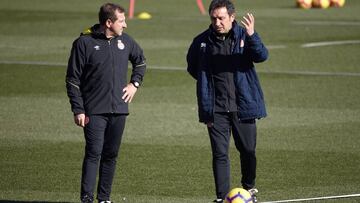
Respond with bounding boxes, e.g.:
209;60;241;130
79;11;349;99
122;83;138;103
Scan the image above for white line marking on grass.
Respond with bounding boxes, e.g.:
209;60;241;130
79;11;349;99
150;66;185;71
2;60;360;77
293;21;360;26
257;69;360;77
301;40;360;48
150;67;360;77
0;60;67;66
267;45;287;49
261;193;360;203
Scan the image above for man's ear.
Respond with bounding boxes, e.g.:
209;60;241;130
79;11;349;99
230;13;235;22
105;19;113;28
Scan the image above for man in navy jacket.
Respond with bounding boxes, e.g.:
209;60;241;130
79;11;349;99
66;3;145;203
186;0;268;202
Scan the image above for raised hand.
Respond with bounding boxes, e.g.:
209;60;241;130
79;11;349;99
241;13;255;36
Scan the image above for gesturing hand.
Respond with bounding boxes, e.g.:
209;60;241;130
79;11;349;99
241;13;255;36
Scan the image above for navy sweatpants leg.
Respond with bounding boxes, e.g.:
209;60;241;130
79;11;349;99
80;114;126;201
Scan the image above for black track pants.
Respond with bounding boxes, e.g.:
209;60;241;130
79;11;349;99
207;112;257;199
80;114;126;201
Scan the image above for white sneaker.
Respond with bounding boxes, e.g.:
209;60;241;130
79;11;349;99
247;188;258;203
81;195;94;203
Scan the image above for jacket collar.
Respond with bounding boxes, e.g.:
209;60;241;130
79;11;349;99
80;24;114;40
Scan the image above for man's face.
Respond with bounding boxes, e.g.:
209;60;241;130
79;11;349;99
107;10;127;36
210;7;235;35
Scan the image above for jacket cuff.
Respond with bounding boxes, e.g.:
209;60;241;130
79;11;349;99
72;109;85;115
247;32;261;43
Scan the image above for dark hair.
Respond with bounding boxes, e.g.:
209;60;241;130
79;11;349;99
98;3;125;25
208;0;235;15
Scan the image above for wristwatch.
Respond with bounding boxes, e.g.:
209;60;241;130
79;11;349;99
131;81;140;88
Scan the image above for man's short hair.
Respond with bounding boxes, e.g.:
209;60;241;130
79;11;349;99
99;3;125;25
208;0;235;15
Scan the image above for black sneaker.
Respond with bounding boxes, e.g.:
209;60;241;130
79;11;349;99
99;201;112;203
212;199;223;203
81;195;94;203
247;188;258;203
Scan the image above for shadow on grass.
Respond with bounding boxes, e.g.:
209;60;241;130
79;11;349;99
0;201;72;203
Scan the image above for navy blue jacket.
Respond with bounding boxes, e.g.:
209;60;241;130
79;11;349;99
66;24;146;115
187;22;268;123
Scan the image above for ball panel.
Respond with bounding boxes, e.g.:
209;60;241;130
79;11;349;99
225;188;253;203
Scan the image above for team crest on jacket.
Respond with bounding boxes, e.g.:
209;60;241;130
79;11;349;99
240;39;244;48
117;40;125;50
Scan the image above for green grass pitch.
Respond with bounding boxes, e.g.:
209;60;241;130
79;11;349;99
0;0;360;202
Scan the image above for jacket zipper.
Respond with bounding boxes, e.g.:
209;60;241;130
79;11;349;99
109;39;115;113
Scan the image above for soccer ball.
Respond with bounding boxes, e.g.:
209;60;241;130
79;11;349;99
296;0;312;9
312;0;330;8
330;0;345;7
225;188;253;203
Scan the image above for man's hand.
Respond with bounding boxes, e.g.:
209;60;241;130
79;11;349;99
74;113;88;127
122;83;138;103
241;13;255;36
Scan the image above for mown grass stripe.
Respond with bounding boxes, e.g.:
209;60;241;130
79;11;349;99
1;60;360;77
292;21;360;26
